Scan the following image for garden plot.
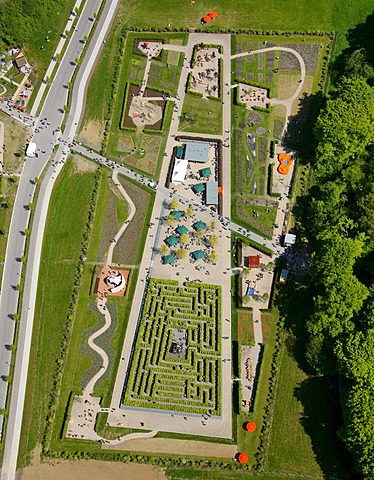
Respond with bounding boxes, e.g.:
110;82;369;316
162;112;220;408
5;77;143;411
123;278;222;415
279;43;321;72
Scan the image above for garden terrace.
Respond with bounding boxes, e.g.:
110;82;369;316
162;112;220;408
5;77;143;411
123;278;222;415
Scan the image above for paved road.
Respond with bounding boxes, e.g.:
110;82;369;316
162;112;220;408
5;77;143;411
0;0;120;478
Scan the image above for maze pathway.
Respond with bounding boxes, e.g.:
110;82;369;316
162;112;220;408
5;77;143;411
123;278;222;415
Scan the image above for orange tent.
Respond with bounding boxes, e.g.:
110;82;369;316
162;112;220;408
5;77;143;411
209;11;218;18
245;421;257;432
202;15;211;23
238;452;249;464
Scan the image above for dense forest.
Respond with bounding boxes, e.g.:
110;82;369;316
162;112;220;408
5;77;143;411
0;0;68;46
299;35;374;478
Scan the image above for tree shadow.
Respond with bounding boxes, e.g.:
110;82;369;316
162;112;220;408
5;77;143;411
330;12;374;86
283;91;325;157
294;377;358;479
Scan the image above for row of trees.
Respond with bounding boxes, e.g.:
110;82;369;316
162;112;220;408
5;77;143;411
301;70;374;477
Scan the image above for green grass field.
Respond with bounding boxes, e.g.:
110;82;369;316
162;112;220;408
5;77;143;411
18;159;99;465
180;93;222;135
118;0;373;41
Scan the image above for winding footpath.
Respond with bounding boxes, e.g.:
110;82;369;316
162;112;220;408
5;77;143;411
232;46;306;135
75;170;159;445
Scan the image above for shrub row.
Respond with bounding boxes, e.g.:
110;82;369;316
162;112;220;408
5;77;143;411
102;32;126;153
47;449;254;472
253;315;286;471
42;167;103;453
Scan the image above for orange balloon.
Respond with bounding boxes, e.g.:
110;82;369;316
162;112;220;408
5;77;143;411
238;452;249;464
245;421;257;432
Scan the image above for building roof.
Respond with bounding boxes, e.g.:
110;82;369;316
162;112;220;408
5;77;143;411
284;233;296;246
205;181;218;204
193;221;206;231
175;225;188;235
14;56;26;68
199;167;211;177
184;140;210;163
171;210;184;220
246;255;261;268
165;235;178;247
171;159;188;183
192;249;205;260
163;254;176;264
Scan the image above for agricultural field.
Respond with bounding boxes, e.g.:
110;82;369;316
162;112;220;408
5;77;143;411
123;278;222;415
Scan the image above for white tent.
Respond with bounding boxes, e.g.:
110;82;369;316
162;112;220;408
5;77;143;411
171;159;188;183
284;233;296;247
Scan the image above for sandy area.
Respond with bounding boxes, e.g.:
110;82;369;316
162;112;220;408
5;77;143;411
20;459;167;480
103;437;237;459
78;120;103;151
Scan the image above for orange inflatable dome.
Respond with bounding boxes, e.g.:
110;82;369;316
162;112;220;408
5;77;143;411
238;452;249;464
245;421;257;432
277;152;293;175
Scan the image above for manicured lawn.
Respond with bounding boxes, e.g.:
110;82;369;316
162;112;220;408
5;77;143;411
242;204;277;231
18;159;98;465
118;0;373;49
237;309;254;345
180;93;222;135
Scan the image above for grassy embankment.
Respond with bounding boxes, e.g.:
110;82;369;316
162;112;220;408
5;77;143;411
19;159;155;463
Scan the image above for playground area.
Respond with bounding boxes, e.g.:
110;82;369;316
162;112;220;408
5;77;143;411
96;266;130;298
277;151;293;175
128;95;163;127
238;83;269;109
189;46;220;98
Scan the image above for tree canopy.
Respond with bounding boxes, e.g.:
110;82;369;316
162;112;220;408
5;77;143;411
303;71;374;477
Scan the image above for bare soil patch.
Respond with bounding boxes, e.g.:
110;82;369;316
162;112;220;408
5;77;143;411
276;74;300;100
0;111;31;173
78;120;103;151
104;437;237;458
72;155;97;174
20;459;166;480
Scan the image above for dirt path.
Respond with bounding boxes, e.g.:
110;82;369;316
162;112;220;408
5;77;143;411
20;459;167;480
103;437;237;459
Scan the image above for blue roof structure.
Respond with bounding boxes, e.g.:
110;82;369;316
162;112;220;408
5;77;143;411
184;140;210;163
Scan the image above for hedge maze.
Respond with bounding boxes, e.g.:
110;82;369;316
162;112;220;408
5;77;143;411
123;278;222;415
